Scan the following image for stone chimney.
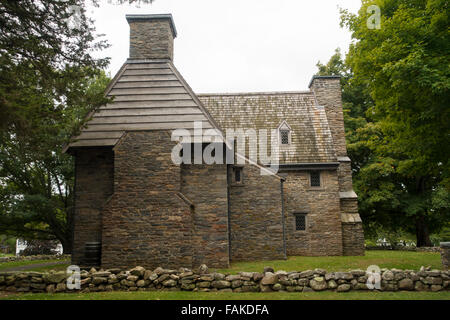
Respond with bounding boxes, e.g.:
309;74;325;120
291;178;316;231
309;75;347;158
126;14;177;61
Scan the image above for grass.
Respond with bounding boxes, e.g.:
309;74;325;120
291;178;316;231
0;251;441;273
212;250;443;274
1;290;449;300
0;254;14;258
0;260;70;272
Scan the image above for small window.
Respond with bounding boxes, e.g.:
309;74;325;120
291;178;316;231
233;166;243;184
280;130;290;145
295;214;306;231
310;171;321;187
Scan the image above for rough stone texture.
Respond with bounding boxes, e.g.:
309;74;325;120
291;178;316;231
128;17;175;60
284;170;343;256
228;164;285;261
441;243;450;270
181;163;229;268
309;77;346;157
342;221;365;256
72;148;114;266
101;131;193;270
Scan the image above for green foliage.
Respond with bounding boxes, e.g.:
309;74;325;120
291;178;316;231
0;1;114;252
317;1;450;246
0;70;110;253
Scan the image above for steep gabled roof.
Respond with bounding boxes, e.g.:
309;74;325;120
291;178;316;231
198;92;337;163
65;59;220;151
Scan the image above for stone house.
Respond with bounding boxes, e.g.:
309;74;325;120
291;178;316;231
64;14;365;269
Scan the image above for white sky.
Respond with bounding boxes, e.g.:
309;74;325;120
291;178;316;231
88;0;361;93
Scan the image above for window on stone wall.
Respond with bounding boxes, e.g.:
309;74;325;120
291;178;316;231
280;130;290;145
295;214;306;231
310;171;321;187
233;166;243;184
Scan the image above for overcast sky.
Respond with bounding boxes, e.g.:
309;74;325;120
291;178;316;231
88;0;361;93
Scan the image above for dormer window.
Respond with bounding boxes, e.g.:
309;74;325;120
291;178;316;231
278;121;292;146
280;130;290;145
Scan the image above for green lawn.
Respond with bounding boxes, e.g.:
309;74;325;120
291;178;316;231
0;254;14;258
0;259;70;272
1;290;449;300
0;251;442;273
212;250;443;274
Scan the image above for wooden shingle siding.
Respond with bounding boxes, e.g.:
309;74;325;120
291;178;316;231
83;122;213;132
109;86;186;95
99;100;199;109
69;139;119;147
89;114;208;124
75;131;125;140
122;68;173;76
113;81;182;88
118;74;178;82
67;61;217;149
95;107;203;117
113;93;192;102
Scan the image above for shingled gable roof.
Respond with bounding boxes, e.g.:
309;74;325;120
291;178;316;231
198;91;337;164
64;59;221;151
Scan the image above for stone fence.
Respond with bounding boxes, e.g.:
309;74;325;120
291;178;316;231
365;246;441;253
0;254;70;263
0;265;448;294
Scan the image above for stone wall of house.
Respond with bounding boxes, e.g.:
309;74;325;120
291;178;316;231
1;265;448;294
181;164;229;268
342;222;365;256
229;164;285;261
340;198;365;256
72;148;114;266
337;160;353;192
284;170;343;256
101;131;193;270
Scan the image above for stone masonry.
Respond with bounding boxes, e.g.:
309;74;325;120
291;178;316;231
1;265;448;294
72;148;114;266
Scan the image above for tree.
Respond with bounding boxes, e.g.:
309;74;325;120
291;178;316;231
0;0;110;132
338;0;450;246
0;70;110;254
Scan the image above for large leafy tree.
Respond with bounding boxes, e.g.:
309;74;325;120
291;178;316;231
0;1;114;253
0;70;110;253
334;0;450;246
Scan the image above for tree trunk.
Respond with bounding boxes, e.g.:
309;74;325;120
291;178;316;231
415;214;432;247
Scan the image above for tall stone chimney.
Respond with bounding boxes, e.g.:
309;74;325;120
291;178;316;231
126;14;177;60
309;75;347;157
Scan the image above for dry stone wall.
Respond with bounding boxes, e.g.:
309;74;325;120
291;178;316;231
1;265;448;294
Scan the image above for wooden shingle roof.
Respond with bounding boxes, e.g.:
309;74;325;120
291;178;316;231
198;92;337;163
65;59;220;150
